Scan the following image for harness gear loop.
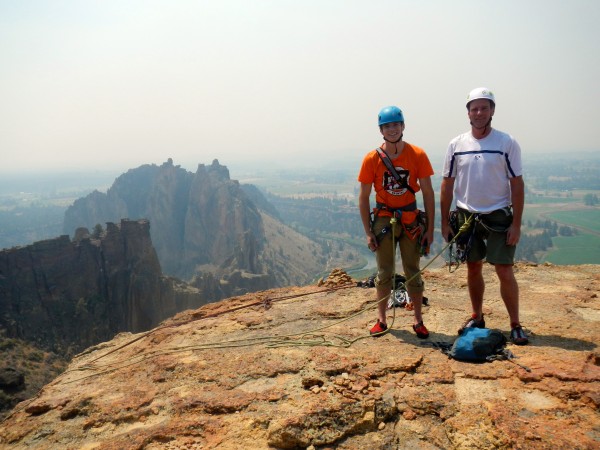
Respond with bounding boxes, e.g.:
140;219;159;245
401;213;425;242
417;210;429;256
475;206;512;234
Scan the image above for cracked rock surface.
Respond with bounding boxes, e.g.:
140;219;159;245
1;263;599;449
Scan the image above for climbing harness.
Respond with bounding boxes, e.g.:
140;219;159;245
370;202;420;242
447;208;511;271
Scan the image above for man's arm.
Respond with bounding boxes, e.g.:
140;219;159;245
418;176;435;249
507;175;524;246
440;177;455;242
358;182;378;251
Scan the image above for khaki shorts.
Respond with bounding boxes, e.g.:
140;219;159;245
372;216;424;295
456;207;516;265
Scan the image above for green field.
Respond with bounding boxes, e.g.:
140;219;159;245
526;195;580;204
544;233;600;264
533;207;600;264
520;193;600;264
542;208;600;264
545;209;600;233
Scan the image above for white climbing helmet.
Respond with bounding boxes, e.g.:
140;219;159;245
466;87;495;108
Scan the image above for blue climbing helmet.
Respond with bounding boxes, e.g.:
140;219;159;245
378;106;404;126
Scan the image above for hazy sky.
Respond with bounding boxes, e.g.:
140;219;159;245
1;0;598;174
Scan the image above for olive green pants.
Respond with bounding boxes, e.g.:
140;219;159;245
372;216;424;295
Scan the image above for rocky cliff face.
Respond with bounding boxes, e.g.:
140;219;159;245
63;159;328;289
1;263;598;449
0;219;206;356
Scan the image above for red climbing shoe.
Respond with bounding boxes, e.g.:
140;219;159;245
370;320;388;336
413;321;429;339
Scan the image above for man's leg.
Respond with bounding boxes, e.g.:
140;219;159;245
467;260;485;320
495;263;528;344
398;232;425;327
409;293;424;324
495;263;520;326
376;285;390;324
372;216;394;331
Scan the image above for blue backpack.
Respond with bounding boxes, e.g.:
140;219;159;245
425;327;531;371
448;327;507;362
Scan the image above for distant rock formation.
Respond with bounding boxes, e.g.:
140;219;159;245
0;219;207;356
63;159;327;288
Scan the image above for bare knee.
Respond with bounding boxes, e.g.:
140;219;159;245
467;261;483;277
495;264;515;282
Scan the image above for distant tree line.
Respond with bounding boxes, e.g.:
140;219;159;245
516;219;578;262
265;194;363;238
525;160;600;191
583;193;599;206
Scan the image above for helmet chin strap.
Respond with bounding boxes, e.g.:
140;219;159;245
470;118;492;135
383;133;403;144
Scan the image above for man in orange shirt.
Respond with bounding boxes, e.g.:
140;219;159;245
358;106;435;338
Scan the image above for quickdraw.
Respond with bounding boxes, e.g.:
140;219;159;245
447;211;477;272
448;210;476;267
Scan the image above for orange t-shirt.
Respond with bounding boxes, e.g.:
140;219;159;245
358;143;434;215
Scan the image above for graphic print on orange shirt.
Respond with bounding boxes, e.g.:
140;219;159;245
382;166;410;196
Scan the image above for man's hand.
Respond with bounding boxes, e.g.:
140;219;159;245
441;223;453;243
420;229;434;256
366;232;378;252
506;223;521;246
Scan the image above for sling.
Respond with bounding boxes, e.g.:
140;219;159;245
376;147;416;195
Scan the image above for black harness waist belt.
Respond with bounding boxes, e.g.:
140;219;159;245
373;201;418;243
376;201;417;213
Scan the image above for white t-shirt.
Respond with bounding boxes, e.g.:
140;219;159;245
442;128;522;213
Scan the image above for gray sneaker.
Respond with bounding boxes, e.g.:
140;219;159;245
458;314;485;335
510;326;529;345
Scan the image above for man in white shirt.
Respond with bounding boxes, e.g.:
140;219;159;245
440;87;528;345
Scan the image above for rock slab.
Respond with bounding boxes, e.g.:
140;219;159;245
1;263;599;449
